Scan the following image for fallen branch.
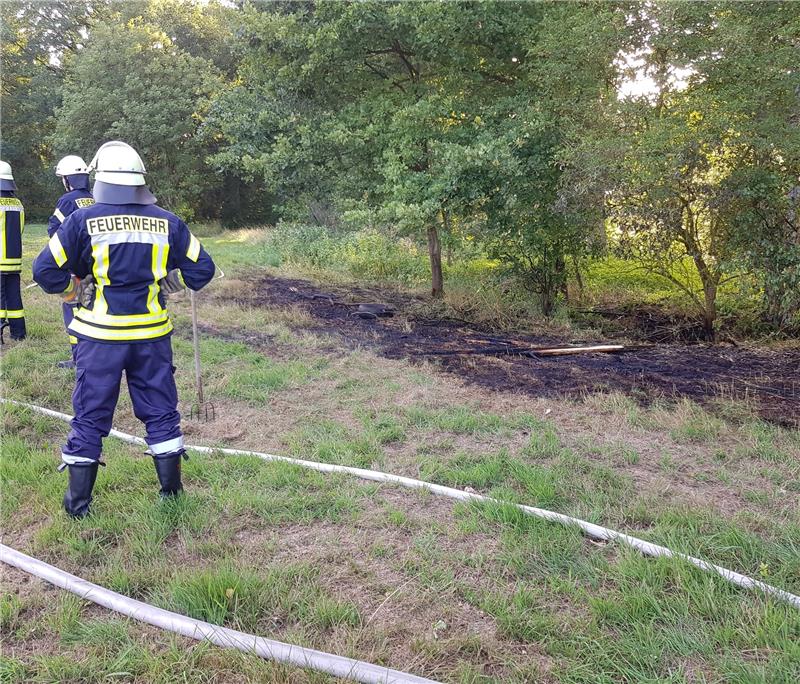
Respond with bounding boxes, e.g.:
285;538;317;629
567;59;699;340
531;344;626;356
417;343;629;358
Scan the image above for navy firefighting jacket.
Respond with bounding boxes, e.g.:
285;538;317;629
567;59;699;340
1;190;24;273
32;202;215;342
48;188;95;237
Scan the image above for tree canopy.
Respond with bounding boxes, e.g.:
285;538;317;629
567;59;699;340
1;0;798;334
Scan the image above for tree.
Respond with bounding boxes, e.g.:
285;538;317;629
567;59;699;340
604;103;744;340
704;3;800;329
53;19;222;218
570;1;800;339
210;1;623;303
0;1;108;216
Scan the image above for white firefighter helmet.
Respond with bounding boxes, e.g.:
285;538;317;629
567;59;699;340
89;141;147;186
0;160;16;191
55;155;89;177
0;160;13;181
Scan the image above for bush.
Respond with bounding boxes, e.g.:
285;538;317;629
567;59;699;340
267;222;430;286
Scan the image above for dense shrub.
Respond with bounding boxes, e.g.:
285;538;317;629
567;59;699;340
268;223;430;286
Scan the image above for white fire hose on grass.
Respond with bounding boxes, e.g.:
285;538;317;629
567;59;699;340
1;398;798;681
0;544;437;684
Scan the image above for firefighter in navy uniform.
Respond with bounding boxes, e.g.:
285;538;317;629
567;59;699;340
0;160;26;342
49;155;95;368
33;141;216;518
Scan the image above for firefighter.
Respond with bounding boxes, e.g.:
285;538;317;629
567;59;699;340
49;155;95;368
32;141;216;518
0;160;26;342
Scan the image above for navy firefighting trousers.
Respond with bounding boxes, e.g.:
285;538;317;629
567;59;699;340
0;272;26;339
61;336;183;464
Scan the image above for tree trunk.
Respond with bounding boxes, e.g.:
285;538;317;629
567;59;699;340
572;255;585;301
427;224;444;298
555;252;568;305
540;291;554;318
441;209;453;267
702;282;717;342
220;174;241;227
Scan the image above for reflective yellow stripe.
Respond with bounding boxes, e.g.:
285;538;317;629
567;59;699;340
148;246;159;314
48;234;68;266
74;308;169;327
68;318;173;341
53;207;65;222
68;335;78;345
91;243;110;315
4;309;24;318
147;244;168;315
187;233;201;262
0;262;23;272
1;210;5;259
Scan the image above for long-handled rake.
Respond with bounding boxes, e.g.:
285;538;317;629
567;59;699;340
189;288;215;422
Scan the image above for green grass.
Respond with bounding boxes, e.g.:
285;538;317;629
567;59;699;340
4;224;800;683
402;404;541;435
158;563;360;632
285;418;384;468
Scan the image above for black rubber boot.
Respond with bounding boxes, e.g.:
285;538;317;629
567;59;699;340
63;463;99;519
152;451;185;497
56;359;76;369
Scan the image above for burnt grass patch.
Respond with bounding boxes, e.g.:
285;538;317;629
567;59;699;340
223;275;800;426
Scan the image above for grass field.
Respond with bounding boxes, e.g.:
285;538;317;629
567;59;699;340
1;225;799;683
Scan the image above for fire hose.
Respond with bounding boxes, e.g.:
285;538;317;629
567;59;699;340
3;399;798;612
1;398;798;683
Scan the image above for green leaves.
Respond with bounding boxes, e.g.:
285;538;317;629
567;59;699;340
52;19;223;219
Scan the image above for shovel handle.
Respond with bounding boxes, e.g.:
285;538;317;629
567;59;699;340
190;289;204;405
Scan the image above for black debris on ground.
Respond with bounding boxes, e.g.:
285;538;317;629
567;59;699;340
228;276;800;426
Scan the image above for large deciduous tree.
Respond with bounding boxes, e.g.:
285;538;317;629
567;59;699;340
53;19;222;218
0;1;107;216
570;1;800;339
210;1;618;302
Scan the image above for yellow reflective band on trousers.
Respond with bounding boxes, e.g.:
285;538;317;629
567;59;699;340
68;317;174;342
0;309;24;318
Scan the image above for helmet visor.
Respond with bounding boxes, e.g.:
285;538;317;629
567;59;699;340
93;180;156;205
